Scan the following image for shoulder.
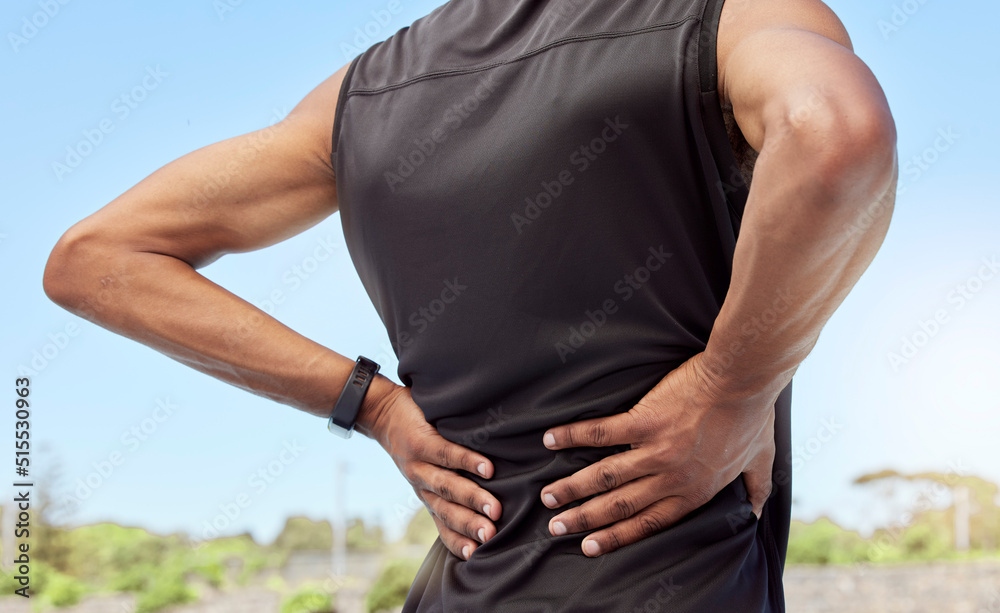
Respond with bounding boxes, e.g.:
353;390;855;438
712;0;855;183
716;0;853;106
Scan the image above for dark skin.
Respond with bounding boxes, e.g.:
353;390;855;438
43;0;896;561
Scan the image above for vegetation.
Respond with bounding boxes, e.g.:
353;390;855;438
365;558;423;613
280;586;334;613
402;508;438;547
0;469;997;610
272;515;386;553
788;472;1000;565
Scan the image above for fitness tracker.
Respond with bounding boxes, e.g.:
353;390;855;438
327;356;380;438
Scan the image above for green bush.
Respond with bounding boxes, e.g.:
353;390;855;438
366;558;422;613
134;573;197;613
786;518;869;565
902;523;950;558
63;524;175;583
44;572;88;607
189;559;225;588
0;569;22;593
281;587;334;613
0;561;90;607
107;563;156;592
192;534;277;585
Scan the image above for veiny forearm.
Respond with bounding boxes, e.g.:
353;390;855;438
44;243;395;427
701;126;898;402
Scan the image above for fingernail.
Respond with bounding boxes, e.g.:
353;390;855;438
551;521;567;536
478;528;486;542
462;545;471;560
543;433;556;448
583;540;601;556
543;493;558;508
483;504;492;518
477;462;488;477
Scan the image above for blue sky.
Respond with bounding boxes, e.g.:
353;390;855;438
2;0;998;545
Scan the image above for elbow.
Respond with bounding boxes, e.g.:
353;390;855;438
825;102;898;195
43;222;111;313
43;225;86;309
776;90;898;203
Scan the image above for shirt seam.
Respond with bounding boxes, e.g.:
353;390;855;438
345;15;700;98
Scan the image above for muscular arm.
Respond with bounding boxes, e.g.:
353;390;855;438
700;0;898;399
41;64;384;421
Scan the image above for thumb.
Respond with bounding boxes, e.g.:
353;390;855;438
743;444;775;520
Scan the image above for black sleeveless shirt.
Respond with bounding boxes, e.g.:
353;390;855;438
332;0;793;610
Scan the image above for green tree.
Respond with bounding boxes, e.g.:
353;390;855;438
854;470;1000;554
272;516;333;551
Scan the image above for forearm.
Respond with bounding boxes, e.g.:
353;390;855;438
701;124;898;401
43;242;396;432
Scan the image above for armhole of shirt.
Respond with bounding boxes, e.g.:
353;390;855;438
330;55;362;176
698;0;750;231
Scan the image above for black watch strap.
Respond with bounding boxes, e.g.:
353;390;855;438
327;356;380;438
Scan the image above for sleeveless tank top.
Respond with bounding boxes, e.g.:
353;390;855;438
332;0;793;610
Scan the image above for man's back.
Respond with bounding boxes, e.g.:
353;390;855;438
335;0;790;610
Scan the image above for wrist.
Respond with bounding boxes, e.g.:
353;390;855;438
354;373;400;441
694;347;791;407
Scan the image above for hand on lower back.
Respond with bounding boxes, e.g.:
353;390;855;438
538;352;777;557
362;384;503;560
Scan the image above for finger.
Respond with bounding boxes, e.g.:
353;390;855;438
540;453;646;508
547;476;661;536
429;511;479;561
423;491;497;547
578;496;691;557
543;411;639;450
416;431;495;479
413;462;503;521
743;445;775;520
